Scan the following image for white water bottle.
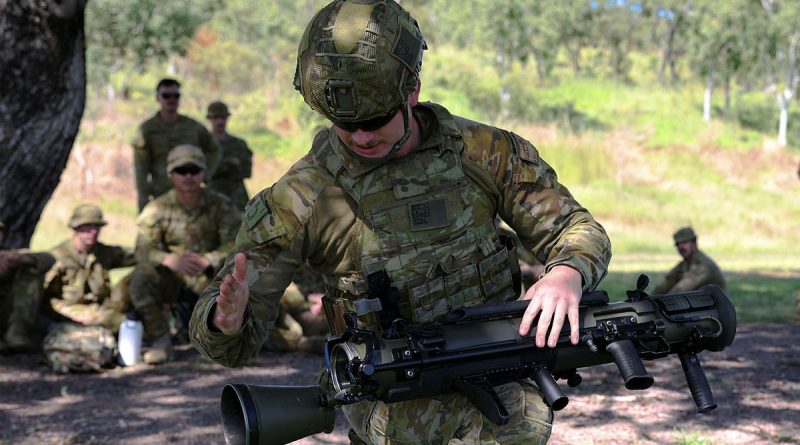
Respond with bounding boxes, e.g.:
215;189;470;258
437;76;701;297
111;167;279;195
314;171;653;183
118;311;144;366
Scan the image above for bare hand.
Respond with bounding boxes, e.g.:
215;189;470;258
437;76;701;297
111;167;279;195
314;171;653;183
162;253;208;277
307;293;324;317
213;253;249;335
184;252;211;277
519;265;583;348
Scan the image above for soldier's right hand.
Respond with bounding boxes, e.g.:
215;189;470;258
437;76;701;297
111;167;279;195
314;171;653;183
214;253;249;335
163;253;204;276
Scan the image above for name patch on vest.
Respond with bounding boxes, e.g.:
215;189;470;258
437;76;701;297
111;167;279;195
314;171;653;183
409;199;449;231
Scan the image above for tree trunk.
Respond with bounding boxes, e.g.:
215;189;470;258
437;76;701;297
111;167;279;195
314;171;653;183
0;0;87;249
703;71;715;122
777;94;789;147
724;75;731;117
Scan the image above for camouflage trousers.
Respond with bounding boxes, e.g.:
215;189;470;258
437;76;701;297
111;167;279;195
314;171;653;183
343;380;553;445
128;263;210;341
263;283;328;351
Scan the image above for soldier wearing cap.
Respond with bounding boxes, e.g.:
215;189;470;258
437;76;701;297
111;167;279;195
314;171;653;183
190;1;611;443
132;78;221;212
206;101;253;212
653;227;726;294
130;144;240;364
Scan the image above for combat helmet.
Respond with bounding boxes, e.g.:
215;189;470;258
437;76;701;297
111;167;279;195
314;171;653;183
294;0;427;156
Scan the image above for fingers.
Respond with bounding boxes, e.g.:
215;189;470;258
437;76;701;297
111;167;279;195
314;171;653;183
535;298;555;348
547;299;568;348
568;301;580;345
232;253;247;283
519;284;541;337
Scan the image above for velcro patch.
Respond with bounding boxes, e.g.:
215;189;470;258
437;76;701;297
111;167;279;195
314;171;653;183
392;25;422;71
409;199;449;231
244;195;268;231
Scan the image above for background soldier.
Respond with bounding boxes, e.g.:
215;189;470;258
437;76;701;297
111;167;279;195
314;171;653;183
130;145;240;364
263;282;327;354
206;101;253;212
0;220;54;353
132;78;221;212
190;1;611;443
42;204;136;332
653;226;726;294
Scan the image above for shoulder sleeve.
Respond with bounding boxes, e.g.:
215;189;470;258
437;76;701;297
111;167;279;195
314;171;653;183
668;259;714;293
132;123;151;212
134;201;168;266
199;124;221;176
190;161;323;367
461;122;611;291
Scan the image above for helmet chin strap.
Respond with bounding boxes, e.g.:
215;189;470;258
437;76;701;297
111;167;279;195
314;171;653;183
347;101;411;164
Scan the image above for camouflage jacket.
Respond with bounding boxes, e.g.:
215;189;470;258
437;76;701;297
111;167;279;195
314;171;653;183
190;102;612;367
132;113;221;211
135;188;241;270
44;241;136;320
208;133;253;212
653;249;726;294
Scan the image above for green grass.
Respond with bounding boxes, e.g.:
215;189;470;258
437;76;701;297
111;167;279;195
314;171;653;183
671;431;716;445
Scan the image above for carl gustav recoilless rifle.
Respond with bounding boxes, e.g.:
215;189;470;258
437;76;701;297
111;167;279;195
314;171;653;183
220;275;736;445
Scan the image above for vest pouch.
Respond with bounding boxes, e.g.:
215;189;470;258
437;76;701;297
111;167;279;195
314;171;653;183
497;234;523;299
478;248;516;303
321;294;347;336
409;277;448;323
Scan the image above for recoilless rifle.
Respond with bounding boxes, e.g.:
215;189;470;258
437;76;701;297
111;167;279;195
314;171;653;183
220;276;736;445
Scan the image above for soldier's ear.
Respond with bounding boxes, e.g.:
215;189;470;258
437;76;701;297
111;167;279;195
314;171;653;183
408;81;421;107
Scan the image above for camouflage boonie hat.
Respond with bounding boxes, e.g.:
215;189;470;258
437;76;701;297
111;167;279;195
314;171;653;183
167;144;207;173
673;226;697;244
206;100;230;118
43;323;117;373
68;204;107;229
294;0;427;124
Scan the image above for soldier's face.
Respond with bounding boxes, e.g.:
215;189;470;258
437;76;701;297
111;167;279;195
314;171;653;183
333;83;421;159
675;240;696;259
208;115;228;133
170;164;205;192
157;85;181;112
74;224;101;251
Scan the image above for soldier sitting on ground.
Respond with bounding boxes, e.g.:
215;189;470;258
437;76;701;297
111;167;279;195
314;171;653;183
263;282;328;354
0;220;55;353
206;101;253;213
129;144;240;365
41;204;136;333
653;226;726;294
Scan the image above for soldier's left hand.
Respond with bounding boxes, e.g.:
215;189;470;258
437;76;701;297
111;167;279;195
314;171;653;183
519;265;583;348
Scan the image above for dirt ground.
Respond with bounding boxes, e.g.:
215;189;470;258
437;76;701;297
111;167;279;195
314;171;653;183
1;323;798;445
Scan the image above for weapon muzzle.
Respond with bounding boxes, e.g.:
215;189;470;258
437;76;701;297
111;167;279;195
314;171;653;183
221;383;335;445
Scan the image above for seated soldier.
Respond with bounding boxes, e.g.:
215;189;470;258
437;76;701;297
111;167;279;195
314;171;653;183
0;219;55;353
264;282;328;354
129;144;240;364
42;204;136;332
653;226;726;294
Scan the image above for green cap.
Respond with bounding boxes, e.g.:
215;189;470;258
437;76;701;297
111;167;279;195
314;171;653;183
207;101;230;118
294;0;426;124
68;204;107;229
167;144;207;173
673;226;697;244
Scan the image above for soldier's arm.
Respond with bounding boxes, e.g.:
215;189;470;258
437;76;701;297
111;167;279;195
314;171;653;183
132;126;151;212
190;189;305;367
204;198;244;270
652;263;681;294
240;140;253;180
665;261;712;293
109;244;137;269
199;126;221;177
134;205;169;266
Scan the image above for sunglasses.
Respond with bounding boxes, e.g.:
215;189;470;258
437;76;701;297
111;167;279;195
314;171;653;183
333;106;401;132
160;92;181;100
172;165;203;176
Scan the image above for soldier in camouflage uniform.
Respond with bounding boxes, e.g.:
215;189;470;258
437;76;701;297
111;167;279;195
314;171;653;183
0;220;55;353
263;282;328;354
130;144;240;364
42;205;136;332
653;227;726;294
132;78;221;212
190;1;611;444
206;101;253;212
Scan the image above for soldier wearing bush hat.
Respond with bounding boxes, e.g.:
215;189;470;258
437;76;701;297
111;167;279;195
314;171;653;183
205;100;253;212
191;1;613;443
653;226;726;294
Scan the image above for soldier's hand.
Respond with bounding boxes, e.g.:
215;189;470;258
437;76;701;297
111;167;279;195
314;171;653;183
519;265;583;348
214;253;249;335
184;252;211;277
307;293;324;317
